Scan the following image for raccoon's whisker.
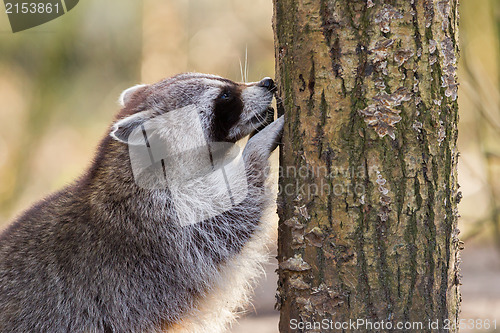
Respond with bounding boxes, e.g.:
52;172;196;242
239;59;245;83
249;121;259;132
246;108;270;131
244;46;248;83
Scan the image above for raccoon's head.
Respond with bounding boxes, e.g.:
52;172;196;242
110;73;276;145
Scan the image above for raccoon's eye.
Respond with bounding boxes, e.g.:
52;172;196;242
219;91;232;101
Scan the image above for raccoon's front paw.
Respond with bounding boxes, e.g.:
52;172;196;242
243;116;284;160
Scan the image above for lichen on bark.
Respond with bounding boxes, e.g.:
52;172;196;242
274;0;461;332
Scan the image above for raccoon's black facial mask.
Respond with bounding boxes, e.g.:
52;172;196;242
212;85;244;142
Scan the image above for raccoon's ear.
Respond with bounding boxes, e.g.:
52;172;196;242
118;84;148;107
110;110;154;145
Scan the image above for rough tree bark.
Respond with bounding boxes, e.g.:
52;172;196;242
273;0;461;332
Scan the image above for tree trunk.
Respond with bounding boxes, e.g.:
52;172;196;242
273;0;461;332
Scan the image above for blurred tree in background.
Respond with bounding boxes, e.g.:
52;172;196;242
459;0;500;248
0;0;142;220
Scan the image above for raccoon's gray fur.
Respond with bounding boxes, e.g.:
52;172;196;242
0;73;283;333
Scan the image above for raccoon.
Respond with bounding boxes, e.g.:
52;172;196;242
0;73;284;332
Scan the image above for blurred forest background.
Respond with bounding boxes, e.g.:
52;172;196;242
0;0;499;332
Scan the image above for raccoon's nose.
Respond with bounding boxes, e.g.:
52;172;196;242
257;77;275;91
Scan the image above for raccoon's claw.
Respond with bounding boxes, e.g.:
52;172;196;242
244;116;284;160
